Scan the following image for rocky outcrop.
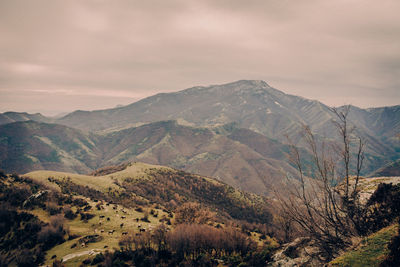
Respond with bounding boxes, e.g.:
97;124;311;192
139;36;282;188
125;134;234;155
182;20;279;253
269;237;323;267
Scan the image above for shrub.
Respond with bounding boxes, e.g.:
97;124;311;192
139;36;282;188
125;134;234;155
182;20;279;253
47;202;61;215
38;215;65;250
64;206;77;220
91;253;105;265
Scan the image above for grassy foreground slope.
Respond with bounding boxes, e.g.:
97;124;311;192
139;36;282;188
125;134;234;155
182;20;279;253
25;162;271;223
330;224;398;267
0;162;275;266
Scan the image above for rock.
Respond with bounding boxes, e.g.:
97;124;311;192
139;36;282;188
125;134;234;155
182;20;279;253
269;237;322;267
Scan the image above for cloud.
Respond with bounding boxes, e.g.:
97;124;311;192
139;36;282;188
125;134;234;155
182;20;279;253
0;0;399;115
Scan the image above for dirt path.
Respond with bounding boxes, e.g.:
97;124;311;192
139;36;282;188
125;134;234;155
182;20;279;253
61;249;103;262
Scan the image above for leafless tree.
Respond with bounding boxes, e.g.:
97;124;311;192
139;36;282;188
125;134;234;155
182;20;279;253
275;105;365;261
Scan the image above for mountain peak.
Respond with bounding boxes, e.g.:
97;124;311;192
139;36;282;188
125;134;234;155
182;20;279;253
224;79;271;87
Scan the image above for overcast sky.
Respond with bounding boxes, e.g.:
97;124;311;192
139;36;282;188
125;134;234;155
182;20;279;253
1;0;399;115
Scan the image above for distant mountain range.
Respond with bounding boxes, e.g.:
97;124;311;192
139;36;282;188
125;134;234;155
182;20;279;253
1;80;399;194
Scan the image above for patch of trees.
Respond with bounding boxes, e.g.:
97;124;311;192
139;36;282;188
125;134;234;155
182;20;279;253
89;162;130;176
0;207;67;266
0;174;71;266
174;202;215;225
38;215;66;250
113;223;275;267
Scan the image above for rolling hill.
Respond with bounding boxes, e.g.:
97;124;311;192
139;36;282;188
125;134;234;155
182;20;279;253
0;121;100;174
0;120;305;195
24;161;272;224
1;163;274;266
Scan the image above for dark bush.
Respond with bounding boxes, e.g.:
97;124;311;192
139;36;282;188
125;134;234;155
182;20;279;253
64;207;77;220
73;198;88;207
80;213;95;222
91;253;105;265
82;258;91;265
38;216;65;250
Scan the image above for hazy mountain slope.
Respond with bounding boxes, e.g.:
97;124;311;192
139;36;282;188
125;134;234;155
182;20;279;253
0;120;301;195
0;111;51;125
56;80;334;140
370;159;400;177
0;121;100;174
98;120;300;195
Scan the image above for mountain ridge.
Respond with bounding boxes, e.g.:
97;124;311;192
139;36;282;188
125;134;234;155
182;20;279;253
0;120;304;195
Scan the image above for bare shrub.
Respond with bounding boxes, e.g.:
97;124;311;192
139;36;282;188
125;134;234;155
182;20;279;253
276;106;365;261
174;202;215;225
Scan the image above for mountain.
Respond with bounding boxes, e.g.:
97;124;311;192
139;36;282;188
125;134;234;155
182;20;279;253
0;120;304;195
0;111;51;125
370;159;400;177
57;80;333;138
0;121;100;174
55;80;399;174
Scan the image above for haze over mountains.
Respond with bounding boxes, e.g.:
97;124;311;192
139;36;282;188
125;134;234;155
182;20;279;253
1;80;399;195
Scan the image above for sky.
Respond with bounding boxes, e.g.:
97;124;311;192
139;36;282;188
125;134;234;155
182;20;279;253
0;0;399;116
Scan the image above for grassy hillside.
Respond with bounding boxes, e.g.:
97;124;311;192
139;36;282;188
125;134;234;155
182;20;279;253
1;163;277;266
25;162;272;223
330;224;398;267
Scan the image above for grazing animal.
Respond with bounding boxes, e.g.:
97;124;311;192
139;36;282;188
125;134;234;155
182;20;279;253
100;229;104;233
120;223;124;228
121;216;126;219
108;230;115;235
140;228;146;232
122;232;128;235
107;217;110;221
99;215;105;218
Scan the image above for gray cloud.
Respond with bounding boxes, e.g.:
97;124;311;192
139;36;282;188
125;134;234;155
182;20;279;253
0;0;399;115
